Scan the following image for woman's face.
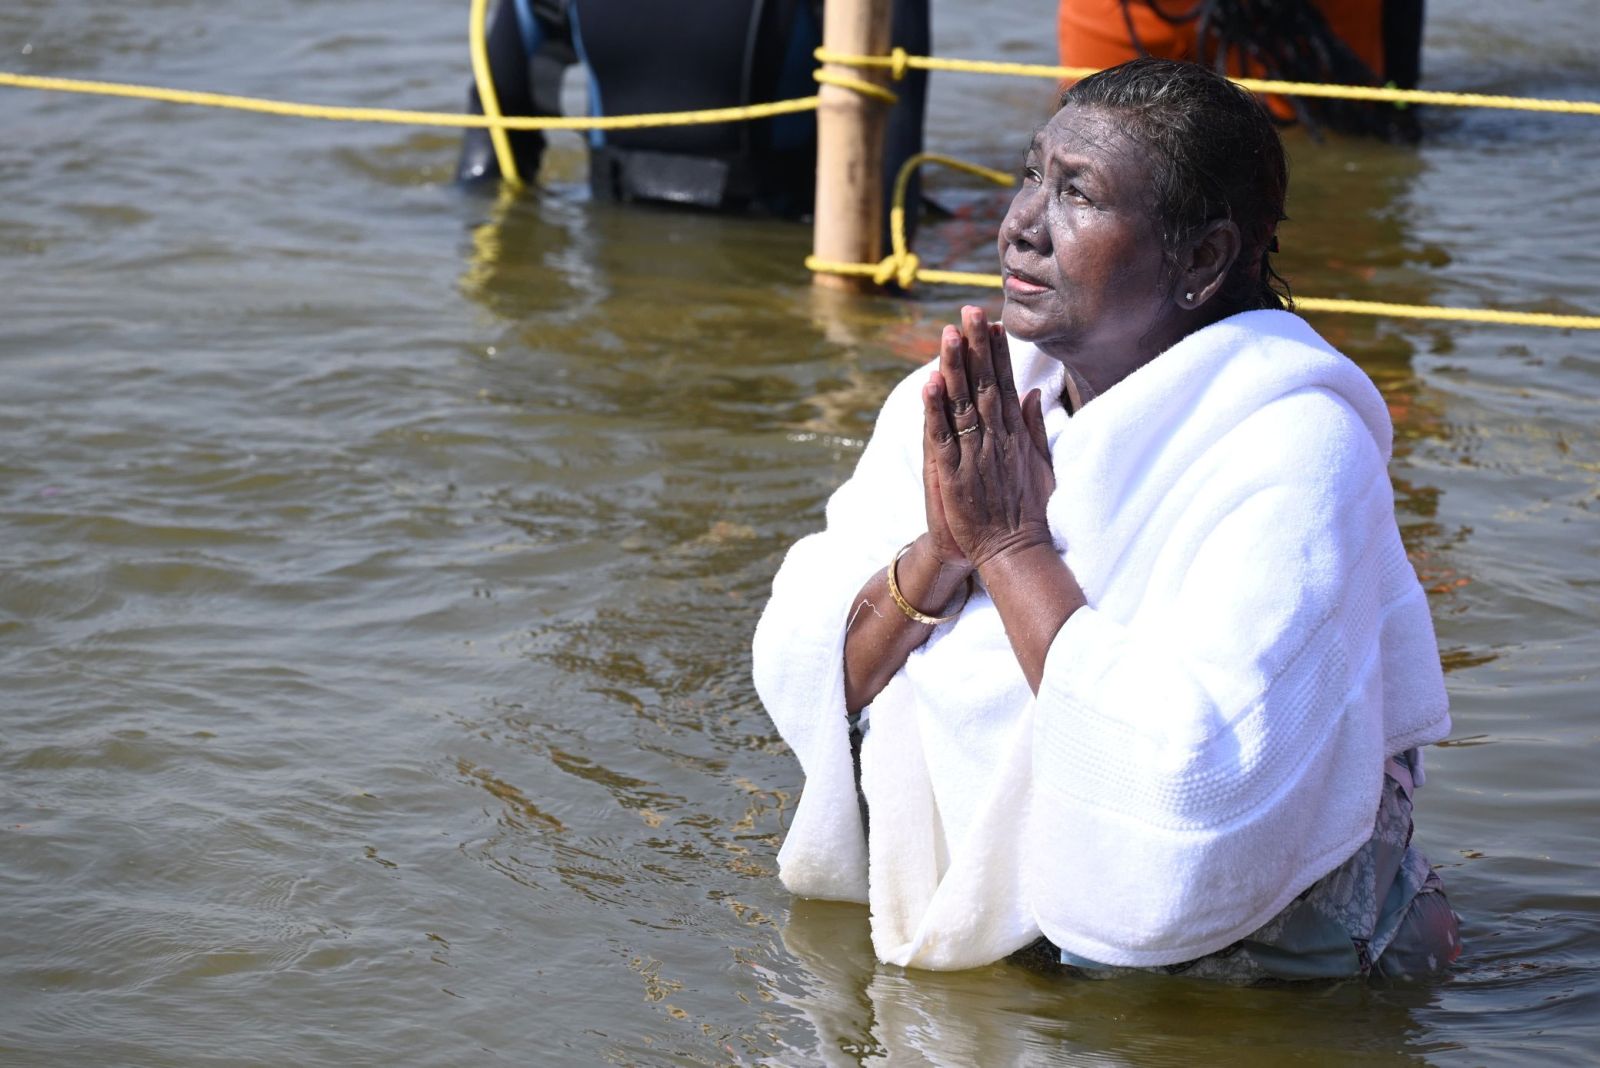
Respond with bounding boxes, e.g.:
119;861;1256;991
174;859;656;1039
997;106;1178;382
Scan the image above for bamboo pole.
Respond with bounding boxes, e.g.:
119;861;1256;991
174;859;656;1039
812;0;895;292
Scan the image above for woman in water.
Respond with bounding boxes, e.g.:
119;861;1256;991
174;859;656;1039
753;58;1459;980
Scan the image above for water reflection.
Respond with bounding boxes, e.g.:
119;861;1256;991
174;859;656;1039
778;899;1446;1066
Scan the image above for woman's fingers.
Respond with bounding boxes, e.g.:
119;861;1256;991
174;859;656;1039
922;373;969;564
989;323;1022;435
961;307;1008;438
938;325;979;439
924;372;959;465
1023;388;1050;462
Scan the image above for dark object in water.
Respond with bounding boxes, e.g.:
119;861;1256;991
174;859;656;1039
457;0;932;228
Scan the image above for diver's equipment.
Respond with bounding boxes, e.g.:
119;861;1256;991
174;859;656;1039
456;0;930;230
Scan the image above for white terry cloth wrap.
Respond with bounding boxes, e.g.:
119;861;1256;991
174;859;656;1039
751;310;1451;970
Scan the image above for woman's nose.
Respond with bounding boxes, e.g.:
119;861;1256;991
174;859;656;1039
1002;198;1043;250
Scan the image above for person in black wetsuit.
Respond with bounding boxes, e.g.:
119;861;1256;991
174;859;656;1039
456;0;931;231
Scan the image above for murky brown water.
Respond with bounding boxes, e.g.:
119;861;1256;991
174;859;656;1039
2;1;1596;1064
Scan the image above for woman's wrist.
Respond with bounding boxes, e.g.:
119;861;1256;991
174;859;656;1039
975;539;1085;693
842;534;974;712
893;534;974;621
975;537;1057;585
967;526;1054;575
913;532;975;585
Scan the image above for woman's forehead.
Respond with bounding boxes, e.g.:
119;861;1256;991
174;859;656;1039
1028;107;1151;175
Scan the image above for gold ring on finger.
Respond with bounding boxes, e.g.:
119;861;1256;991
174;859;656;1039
956;424;980;437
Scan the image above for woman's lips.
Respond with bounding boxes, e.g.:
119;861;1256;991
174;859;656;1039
1004;270;1050;296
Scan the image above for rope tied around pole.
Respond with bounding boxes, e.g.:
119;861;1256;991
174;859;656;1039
812;69;899;105
888;47;911;81
812;46;911;91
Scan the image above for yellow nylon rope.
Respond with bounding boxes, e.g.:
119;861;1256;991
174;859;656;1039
1289;297;1600;330
814;47;1600;117
0;71;819;130
813;69;899;105
875;153;1014;287
468;0;521;186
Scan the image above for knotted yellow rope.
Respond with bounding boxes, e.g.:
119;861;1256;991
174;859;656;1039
808;153;1013;289
813;69;899;105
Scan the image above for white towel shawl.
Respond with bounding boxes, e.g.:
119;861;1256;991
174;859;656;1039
752;310;1450;970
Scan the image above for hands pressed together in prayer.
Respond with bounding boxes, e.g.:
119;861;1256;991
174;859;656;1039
842;307;1086;712
920;306;1055;575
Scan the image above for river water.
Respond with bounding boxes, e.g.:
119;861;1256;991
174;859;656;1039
2;1;1596;1064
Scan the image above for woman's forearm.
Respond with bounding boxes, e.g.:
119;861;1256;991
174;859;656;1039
842;533;973;713
979;542;1086;693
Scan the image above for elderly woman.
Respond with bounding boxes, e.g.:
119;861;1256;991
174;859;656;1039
753;58;1461;980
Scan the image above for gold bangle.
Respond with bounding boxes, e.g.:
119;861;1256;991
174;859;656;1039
886;541;970;625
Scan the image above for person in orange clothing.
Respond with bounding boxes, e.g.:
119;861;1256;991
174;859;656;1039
1058;0;1424;139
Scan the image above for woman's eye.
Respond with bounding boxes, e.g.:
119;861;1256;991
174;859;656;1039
1020;165;1041;184
1062;183;1089;202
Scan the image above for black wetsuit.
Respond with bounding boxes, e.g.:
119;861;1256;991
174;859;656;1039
456;0;930;226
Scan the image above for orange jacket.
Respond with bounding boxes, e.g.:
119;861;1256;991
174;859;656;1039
1057;0;1386;119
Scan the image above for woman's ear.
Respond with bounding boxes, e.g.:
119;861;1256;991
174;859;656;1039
1176;219;1242;309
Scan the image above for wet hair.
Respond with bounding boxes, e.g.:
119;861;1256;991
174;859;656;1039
1060;57;1291;312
